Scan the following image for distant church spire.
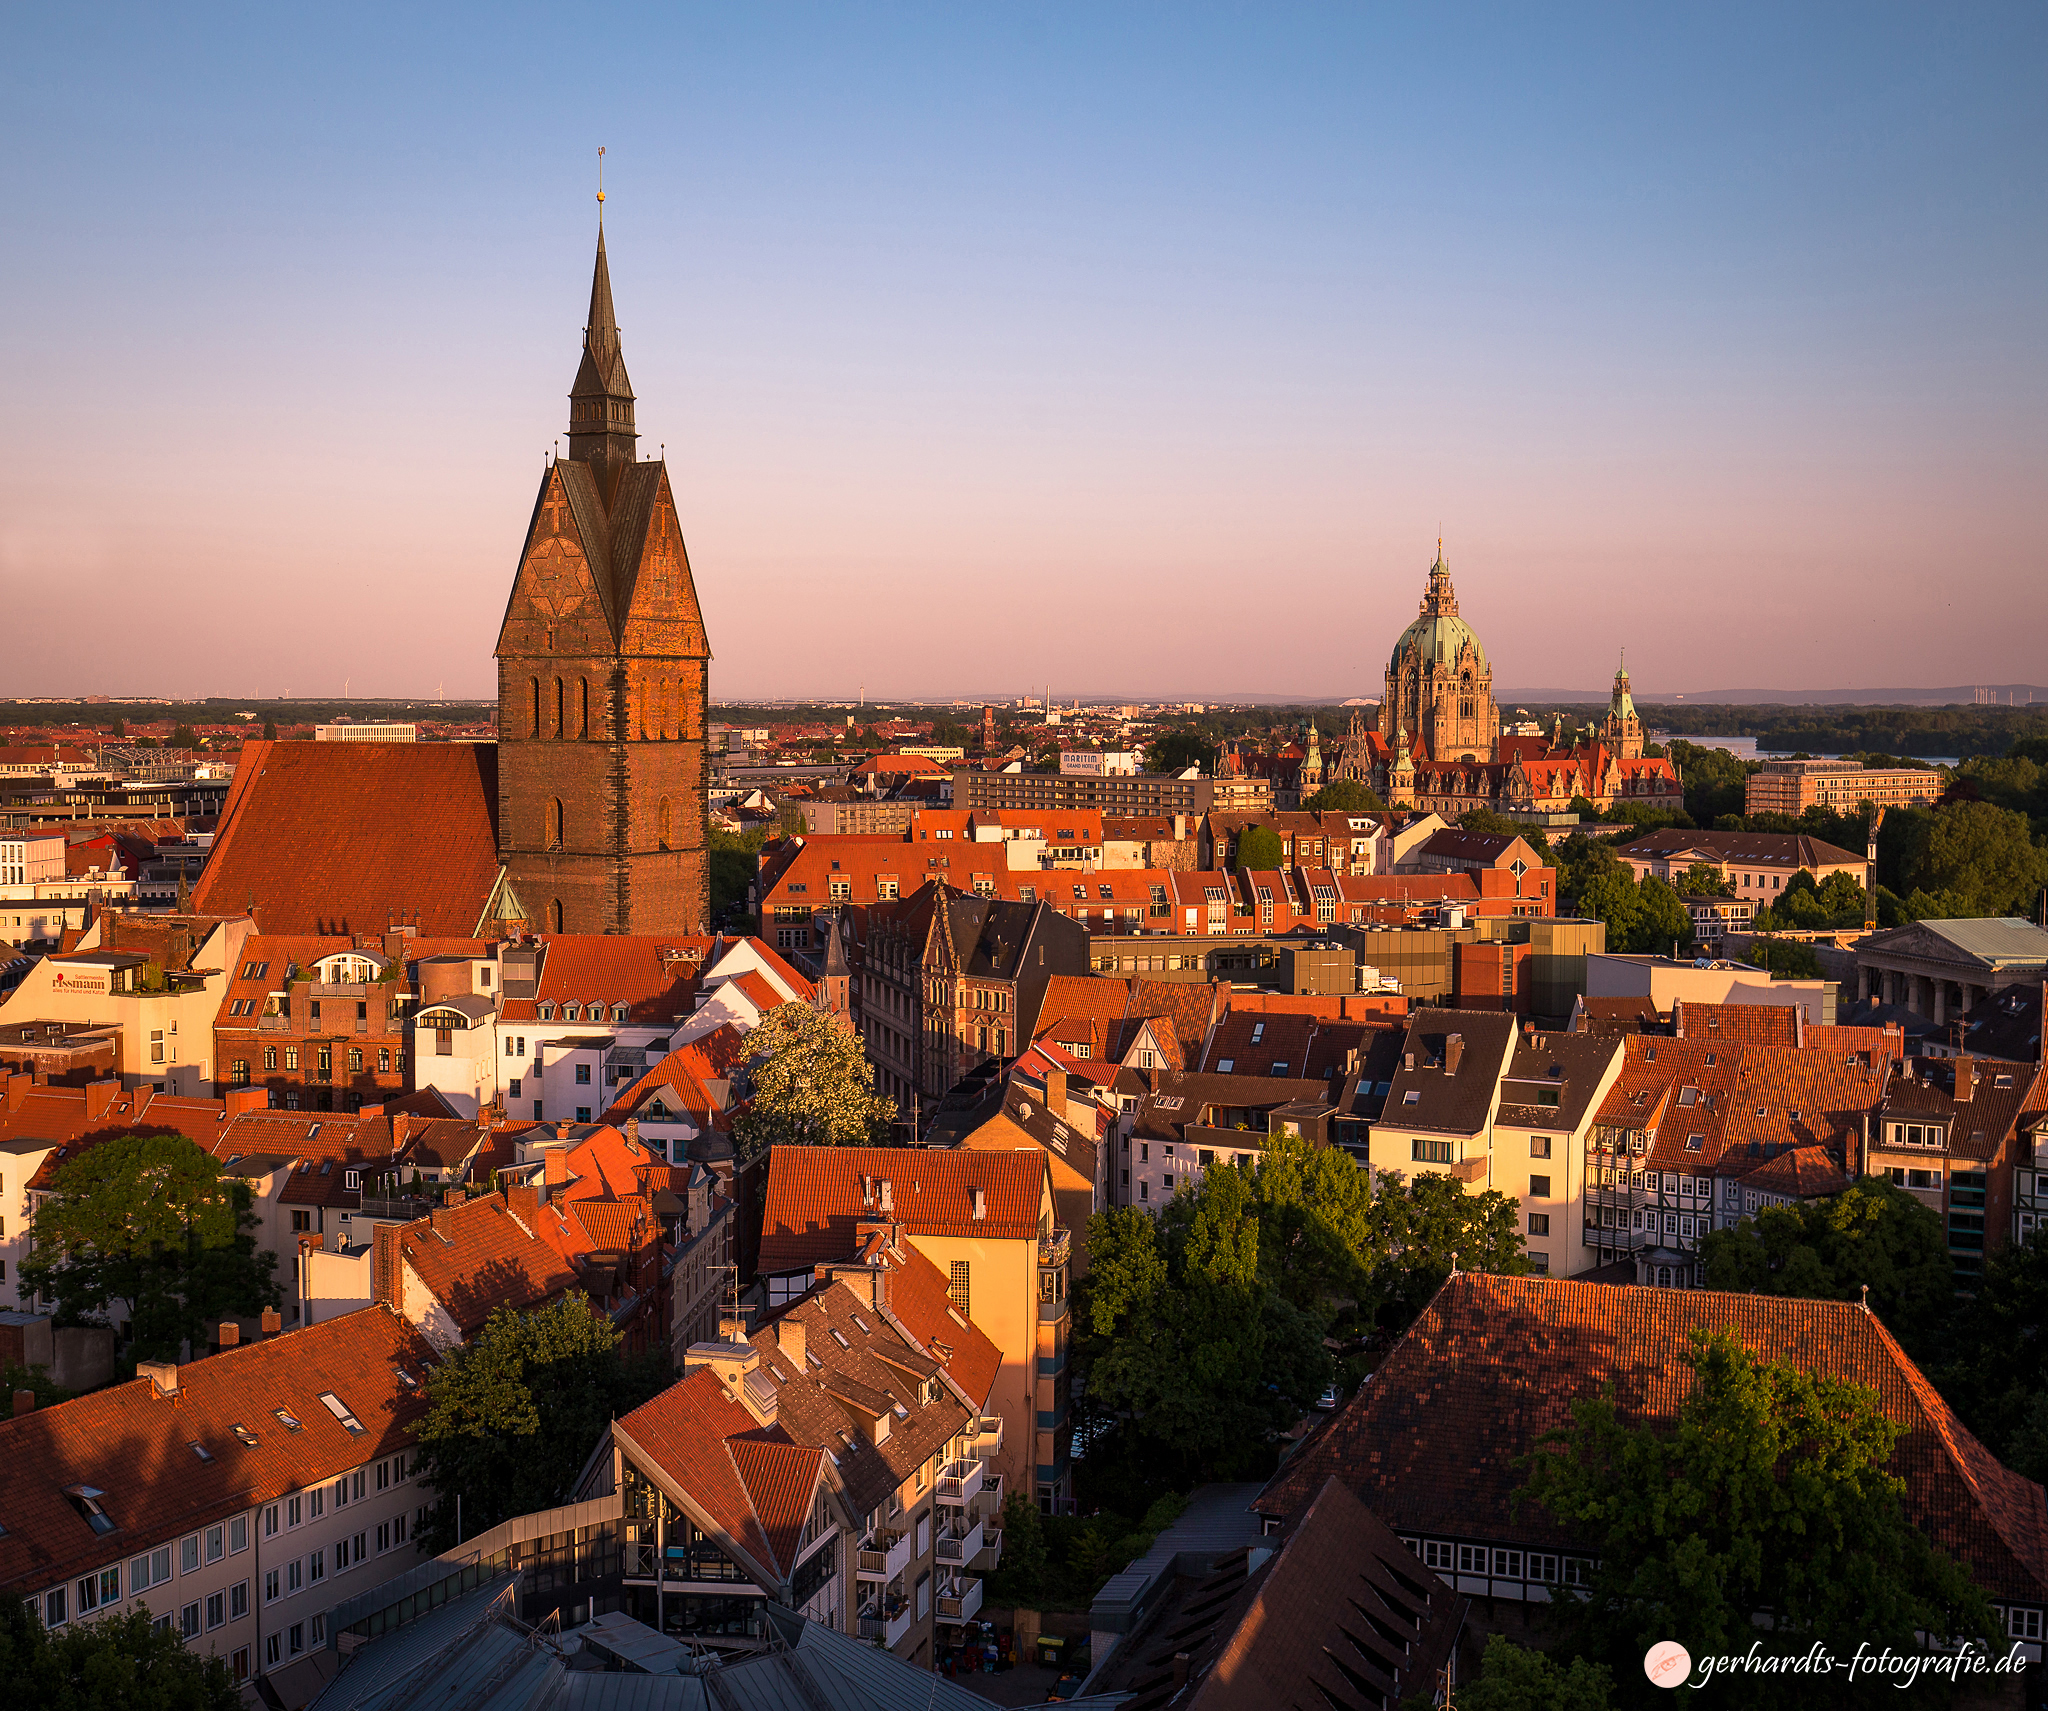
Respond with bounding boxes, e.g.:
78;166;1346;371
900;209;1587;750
567;224;639;470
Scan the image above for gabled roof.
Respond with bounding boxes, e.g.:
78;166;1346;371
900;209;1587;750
1620;828;1864;869
605;1025;747;1126
191;741;503;938
757;1145;1051;1275
395;1194;584;1333
1494;1030;1622;1131
1671;998;1801;1047
0;1308;435;1595
497;934;712;1024
1721;1044;1891;1160
1730;1144;1852;1200
1258;1273;2048;1605
614;1368;820;1584
1380;1011;1519;1137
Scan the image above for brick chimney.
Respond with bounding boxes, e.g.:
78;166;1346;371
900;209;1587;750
13;1389;33;1417
224;1085;269;1116
775;1316;806;1367
85;1079;119;1121
1954;1056;1974;1104
260;1308;282;1339
1043;1066;1067;1116
1444;1034;1465;1077
970;1185;987;1221
216;1321;240;1349
430;1203;459;1241
4;1072;29;1113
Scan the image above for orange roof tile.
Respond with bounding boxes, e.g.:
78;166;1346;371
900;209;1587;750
758;1145;1051;1275
192;740;503;938
0;1308;435;1596
396;1194;581;1333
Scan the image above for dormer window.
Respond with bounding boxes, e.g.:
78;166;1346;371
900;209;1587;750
63;1486;115;1535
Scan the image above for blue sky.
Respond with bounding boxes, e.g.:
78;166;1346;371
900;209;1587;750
2;4;2042;700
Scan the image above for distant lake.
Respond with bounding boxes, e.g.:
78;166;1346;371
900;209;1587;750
1657;735;1960;768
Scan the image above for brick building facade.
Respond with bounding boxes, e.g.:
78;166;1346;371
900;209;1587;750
496;226;711;936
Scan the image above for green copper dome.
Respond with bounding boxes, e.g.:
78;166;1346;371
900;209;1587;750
1390;611;1486;672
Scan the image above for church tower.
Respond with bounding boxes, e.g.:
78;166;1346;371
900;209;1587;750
1600;654;1643;758
494;225;711;935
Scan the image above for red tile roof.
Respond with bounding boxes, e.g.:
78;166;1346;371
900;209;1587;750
0;1307;436;1595
757;1145;1052;1275
10;1084;233;1190
1671;999;1802;1046
395;1194;582;1333
875;1241;1003;1408
1259;1273;2048;1604
1730;1144;1852;1199
614;1368;821;1581
605;1025;747;1125
497;934;712;1024
192;740;503;938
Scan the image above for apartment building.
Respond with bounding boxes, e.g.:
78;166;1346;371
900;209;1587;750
756;1146;1071;1510
0;1308;436;1705
1744;757;1942;816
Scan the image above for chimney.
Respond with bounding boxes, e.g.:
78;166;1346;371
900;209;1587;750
431;1204;458;1240
216;1321;240;1349
261;1307;282;1339
138;1359;179;1398
1793;1006;1805;1048
1172;1653;1192;1689
13;1389;34;1417
1044;1066;1067;1115
1954;1056;1974;1104
775;1316;806;1367
1671;999;1685;1039
878;1178;893;1213
85;1079;119;1121
971;1186;987;1221
373;1221;401;1308
506;1183;540;1227
1444;1034;1464;1077
224;1085;269;1116
625;1117;642;1153
4;1072;29;1112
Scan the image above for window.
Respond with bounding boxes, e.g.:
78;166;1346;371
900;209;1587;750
230;1580;248;1620
230;1515;248;1553
1529;1174;1551;1198
284;1046;299;1072
264;1569;280;1604
179;1602;201;1639
206;1590;225;1630
266;1633;280;1668
575;1062;590;1084
1411;1139;1453;1164
948;1261;970;1316
1529;1214;1550;1236
1402;1089;1420;1106
1529;1136;1551;1158
181;1533;200;1574
308;1548;325;1583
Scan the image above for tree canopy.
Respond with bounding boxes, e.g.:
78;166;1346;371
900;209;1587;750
731;1002;896;1160
1458;1635;1614;1711
1301;779;1384;813
1518;1329;1994;1708
0;1601;240;1711
1696;1177;1953;1362
1934;1229;2048;1484
1231;825;1285;871
411;1293;670;1551
1143;730;1213;774
1881;799;2048;921
21;1134;279;1362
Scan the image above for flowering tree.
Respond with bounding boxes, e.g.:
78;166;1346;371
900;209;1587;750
733;1003;896;1160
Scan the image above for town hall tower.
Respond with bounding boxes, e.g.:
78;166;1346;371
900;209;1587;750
495;227;711;934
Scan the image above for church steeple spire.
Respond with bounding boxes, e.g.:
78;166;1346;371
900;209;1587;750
567;225;638;471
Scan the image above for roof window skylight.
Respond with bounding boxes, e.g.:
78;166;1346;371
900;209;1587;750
318;1392;365;1434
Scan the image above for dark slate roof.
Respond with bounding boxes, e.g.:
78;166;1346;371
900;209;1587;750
1494;1030;1622;1131
1381;1010;1519;1136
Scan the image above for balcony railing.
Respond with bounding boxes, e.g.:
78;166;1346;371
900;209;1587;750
935;1458;984;1507
965;1415;1004;1458
971;1527;1004;1574
934;1518;984;1567
935;1576;984;1624
973;1472;1004;1513
855;1529;913;1582
1037;1227;1071;1267
857;1598;914;1648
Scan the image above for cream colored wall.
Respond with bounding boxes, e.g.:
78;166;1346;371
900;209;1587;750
0;1140;55;1309
905;1231;1035;1505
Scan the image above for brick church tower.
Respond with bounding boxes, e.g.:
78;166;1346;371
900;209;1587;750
495;226;710;935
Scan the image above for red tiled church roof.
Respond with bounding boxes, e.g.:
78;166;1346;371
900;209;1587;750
193;740;504;938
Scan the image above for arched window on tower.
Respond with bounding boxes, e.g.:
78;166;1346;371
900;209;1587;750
549;898;564;934
658;798;672;851
552;678;564;738
662;677;675;739
528;678;541;738
548;798;564;850
635;672;647;740
579;678;590;739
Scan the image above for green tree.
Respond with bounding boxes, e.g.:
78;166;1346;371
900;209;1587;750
412;1293;670;1551
0;1600;241;1711
1518;1329;1993;1708
1674;860;1731;897
1936;1229;2048;1480
1882;800;2048;920
1574;866;1644;948
1243;1133;1378;1311
1232;825;1285;871
1633;874;1691;954
110;716;126;739
20;1134;279;1362
169;723;201;750
1747;936;1823;979
732;1003;896;1160
707;823;767;925
261;718;278;741
1457;1635;1614;1711
1668;740;1755;825
1696;1178;1953;1362
986;1490;1049;1606
1144;730;1213;774
1456;808;1523;838
1301;778;1384;813
1363;1170;1526;1330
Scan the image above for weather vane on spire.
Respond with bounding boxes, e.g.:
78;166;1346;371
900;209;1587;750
596;146;606;218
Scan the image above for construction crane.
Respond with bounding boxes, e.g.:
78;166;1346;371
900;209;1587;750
1864;807;1885;930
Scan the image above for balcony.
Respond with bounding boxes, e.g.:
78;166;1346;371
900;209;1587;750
935;1458;984;1507
856;1529;913;1582
965;1415;1004;1459
857;1596;914;1648
970;1527;1004;1574
934;1518;984;1567
974;1472;1004;1513
935;1576;984;1624
1037;1228;1072;1268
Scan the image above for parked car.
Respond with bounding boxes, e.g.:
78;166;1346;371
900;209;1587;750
1315;1383;1341;1410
